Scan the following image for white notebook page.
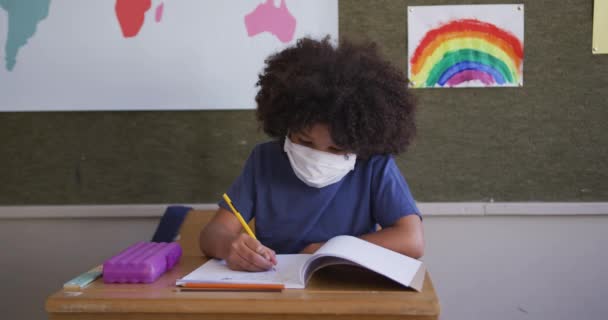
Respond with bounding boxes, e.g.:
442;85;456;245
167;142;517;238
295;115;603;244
310;235;422;287
177;254;311;288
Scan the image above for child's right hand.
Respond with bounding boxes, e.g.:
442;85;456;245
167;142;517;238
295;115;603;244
225;233;277;272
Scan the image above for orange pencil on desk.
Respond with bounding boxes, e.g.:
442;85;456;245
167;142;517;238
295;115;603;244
180;282;284;291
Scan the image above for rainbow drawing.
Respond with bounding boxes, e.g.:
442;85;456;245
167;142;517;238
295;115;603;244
409;14;524;88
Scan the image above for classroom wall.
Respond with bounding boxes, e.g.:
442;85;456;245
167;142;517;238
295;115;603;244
1;0;607;205
2;213;607;320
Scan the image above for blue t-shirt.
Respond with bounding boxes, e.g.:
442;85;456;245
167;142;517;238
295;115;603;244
219;141;420;254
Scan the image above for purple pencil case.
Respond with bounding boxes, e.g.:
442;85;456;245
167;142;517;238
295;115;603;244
103;242;182;284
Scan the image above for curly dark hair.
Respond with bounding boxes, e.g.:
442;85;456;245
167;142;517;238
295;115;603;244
255;36;416;158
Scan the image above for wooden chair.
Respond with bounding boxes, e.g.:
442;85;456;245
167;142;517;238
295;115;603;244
175;209;256;257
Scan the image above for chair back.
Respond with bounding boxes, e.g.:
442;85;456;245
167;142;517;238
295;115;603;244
176;209;256;257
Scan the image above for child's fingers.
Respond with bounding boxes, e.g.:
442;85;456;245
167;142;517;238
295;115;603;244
240;236;274;270
267;248;277;265
227;234;273;271
244;248;274;270
256;246;277;265
230;245;271;271
227;248;265;272
256;246;269;259
235;249;271;271
240;235;277;267
258;246;277;265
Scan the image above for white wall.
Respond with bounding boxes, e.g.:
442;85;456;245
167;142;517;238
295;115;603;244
1;210;607;320
423;216;608;320
0;217;159;320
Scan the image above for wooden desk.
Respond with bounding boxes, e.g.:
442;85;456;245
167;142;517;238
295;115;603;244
46;256;440;320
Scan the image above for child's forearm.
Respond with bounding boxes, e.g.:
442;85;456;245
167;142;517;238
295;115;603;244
360;215;424;258
301;216;423;257
360;229;423;258
199;222;236;259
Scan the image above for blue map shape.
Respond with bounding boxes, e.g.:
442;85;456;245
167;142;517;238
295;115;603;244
1;0;50;71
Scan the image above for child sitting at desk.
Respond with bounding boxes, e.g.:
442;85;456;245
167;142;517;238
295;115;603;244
200;37;423;272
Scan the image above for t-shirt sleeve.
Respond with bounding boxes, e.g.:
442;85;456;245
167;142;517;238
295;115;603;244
371;156;421;227
217;147;257;222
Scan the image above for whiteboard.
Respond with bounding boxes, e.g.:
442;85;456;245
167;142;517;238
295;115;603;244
0;0;338;111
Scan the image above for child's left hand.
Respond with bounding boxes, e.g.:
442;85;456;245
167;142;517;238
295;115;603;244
300;242;324;254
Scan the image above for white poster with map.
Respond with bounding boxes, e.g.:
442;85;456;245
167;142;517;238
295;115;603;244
0;0;338;111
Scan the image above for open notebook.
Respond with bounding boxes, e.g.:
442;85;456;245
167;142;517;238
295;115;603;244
177;235;425;291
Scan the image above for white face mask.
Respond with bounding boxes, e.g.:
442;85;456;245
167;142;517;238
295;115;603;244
283;137;356;188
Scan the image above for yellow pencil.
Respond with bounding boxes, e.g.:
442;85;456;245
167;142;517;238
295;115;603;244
222;193;257;240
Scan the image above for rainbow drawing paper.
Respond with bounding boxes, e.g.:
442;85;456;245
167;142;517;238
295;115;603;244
408;5;524;88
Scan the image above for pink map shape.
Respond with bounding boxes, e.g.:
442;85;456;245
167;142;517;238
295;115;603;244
155;2;164;22
244;0;296;43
